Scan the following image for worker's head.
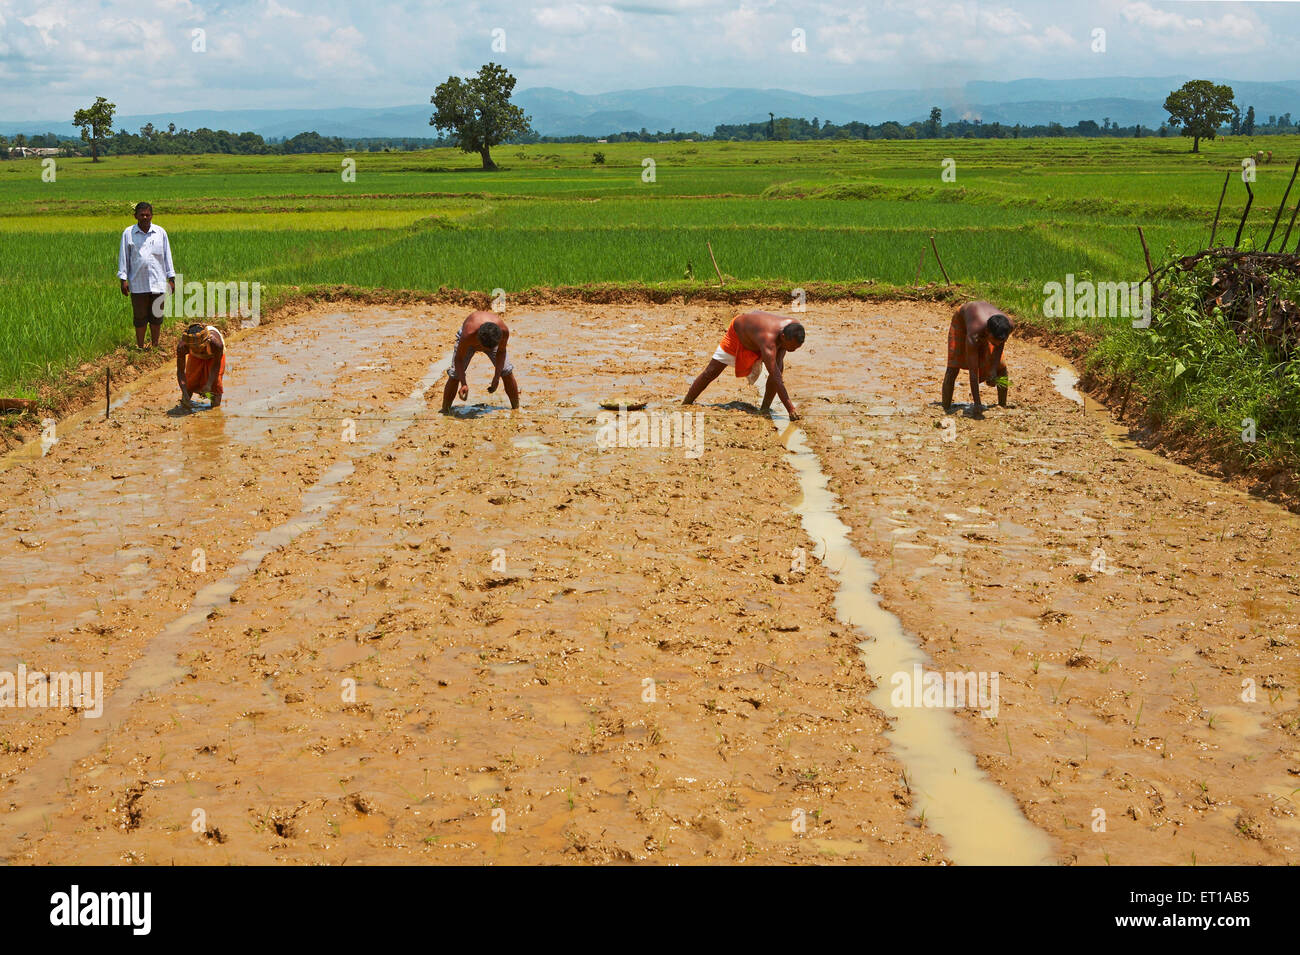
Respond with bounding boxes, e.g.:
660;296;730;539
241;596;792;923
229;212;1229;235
133;202;153;229
183;323;209;355
477;322;502;350
781;322;805;351
989;313;1012;343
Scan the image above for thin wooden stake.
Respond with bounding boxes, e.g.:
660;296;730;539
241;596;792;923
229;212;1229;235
105;368;110;419
914;247;926;285
1209;171;1230;247
1233;181;1254;249
1281;189;1300;252
929;234;952;286
1137;226;1162;305
1137;225;1154;278
1264;154;1300;251
706;241;725;285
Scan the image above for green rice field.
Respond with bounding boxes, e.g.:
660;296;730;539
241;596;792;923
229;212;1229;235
3;136;1299;402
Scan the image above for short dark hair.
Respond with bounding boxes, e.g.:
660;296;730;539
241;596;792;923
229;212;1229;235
134;201;153;214
781;322;805;346
989;314;1012;341
477;322;502;348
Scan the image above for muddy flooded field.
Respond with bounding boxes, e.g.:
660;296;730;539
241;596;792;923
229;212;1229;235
2;301;1297;865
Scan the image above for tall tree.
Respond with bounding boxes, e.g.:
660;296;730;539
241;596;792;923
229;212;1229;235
928;106;942;138
1243;105;1256;136
1163;80;1236;153
72;96;116;162
429;63;532;170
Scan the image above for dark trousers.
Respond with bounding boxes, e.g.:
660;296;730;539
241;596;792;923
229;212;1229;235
131;292;164;328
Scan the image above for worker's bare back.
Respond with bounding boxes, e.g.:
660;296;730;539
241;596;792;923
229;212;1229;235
734;311;798;355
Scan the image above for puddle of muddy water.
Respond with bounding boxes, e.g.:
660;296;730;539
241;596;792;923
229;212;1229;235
1036;348;1276;500
754;372;1054;865
0;355;450;856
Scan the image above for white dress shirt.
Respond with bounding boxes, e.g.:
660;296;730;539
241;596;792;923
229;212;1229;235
118;224;175;293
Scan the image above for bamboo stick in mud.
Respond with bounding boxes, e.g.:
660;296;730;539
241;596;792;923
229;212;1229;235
929;234;952;286
707;241;725;286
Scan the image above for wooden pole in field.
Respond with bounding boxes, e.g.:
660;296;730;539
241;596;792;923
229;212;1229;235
706;241;725;285
1264;155;1300;251
1281;188;1300;251
1137;226;1154;275
1209;171;1230;247
1233;181;1253;249
105;368;110;419
1137;226;1159;300
929;235;952;286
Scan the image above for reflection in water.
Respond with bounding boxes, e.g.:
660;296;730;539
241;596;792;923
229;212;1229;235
755;368;1054;865
0;354;450;851
181;409;227;475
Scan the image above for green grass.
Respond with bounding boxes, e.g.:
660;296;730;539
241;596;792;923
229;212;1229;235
1089;255;1300;470
4;134;1300;478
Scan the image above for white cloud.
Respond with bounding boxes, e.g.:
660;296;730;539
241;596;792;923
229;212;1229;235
1120;1;1262;53
533;3;622;33
0;0;1296;119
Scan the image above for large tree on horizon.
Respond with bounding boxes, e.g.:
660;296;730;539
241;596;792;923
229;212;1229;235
72;96;116;162
429;63;531;171
1163;80;1236;153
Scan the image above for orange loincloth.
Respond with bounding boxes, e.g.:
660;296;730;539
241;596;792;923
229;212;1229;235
185;352;226;396
946;309;1001;380
718;318;760;379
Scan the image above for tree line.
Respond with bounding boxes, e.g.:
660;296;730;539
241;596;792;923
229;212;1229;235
0;125;450;158
6;78;1294;163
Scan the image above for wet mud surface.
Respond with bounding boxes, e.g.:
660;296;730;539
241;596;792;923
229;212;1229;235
2;301;1296;865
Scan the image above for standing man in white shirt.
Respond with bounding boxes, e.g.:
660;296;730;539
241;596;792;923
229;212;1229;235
117;201;176;350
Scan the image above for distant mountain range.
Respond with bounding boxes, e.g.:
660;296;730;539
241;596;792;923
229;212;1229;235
5;76;1299;139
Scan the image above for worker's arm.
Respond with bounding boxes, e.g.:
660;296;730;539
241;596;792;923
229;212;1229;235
203;342;223;394
489;327;508;393
985;342;1006;385
760;345;799;420
451;342;469;383
118;231;131;295
176;345;191;403
162;230;176;294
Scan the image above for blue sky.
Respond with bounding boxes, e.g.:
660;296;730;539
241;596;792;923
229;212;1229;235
1;0;1296;119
